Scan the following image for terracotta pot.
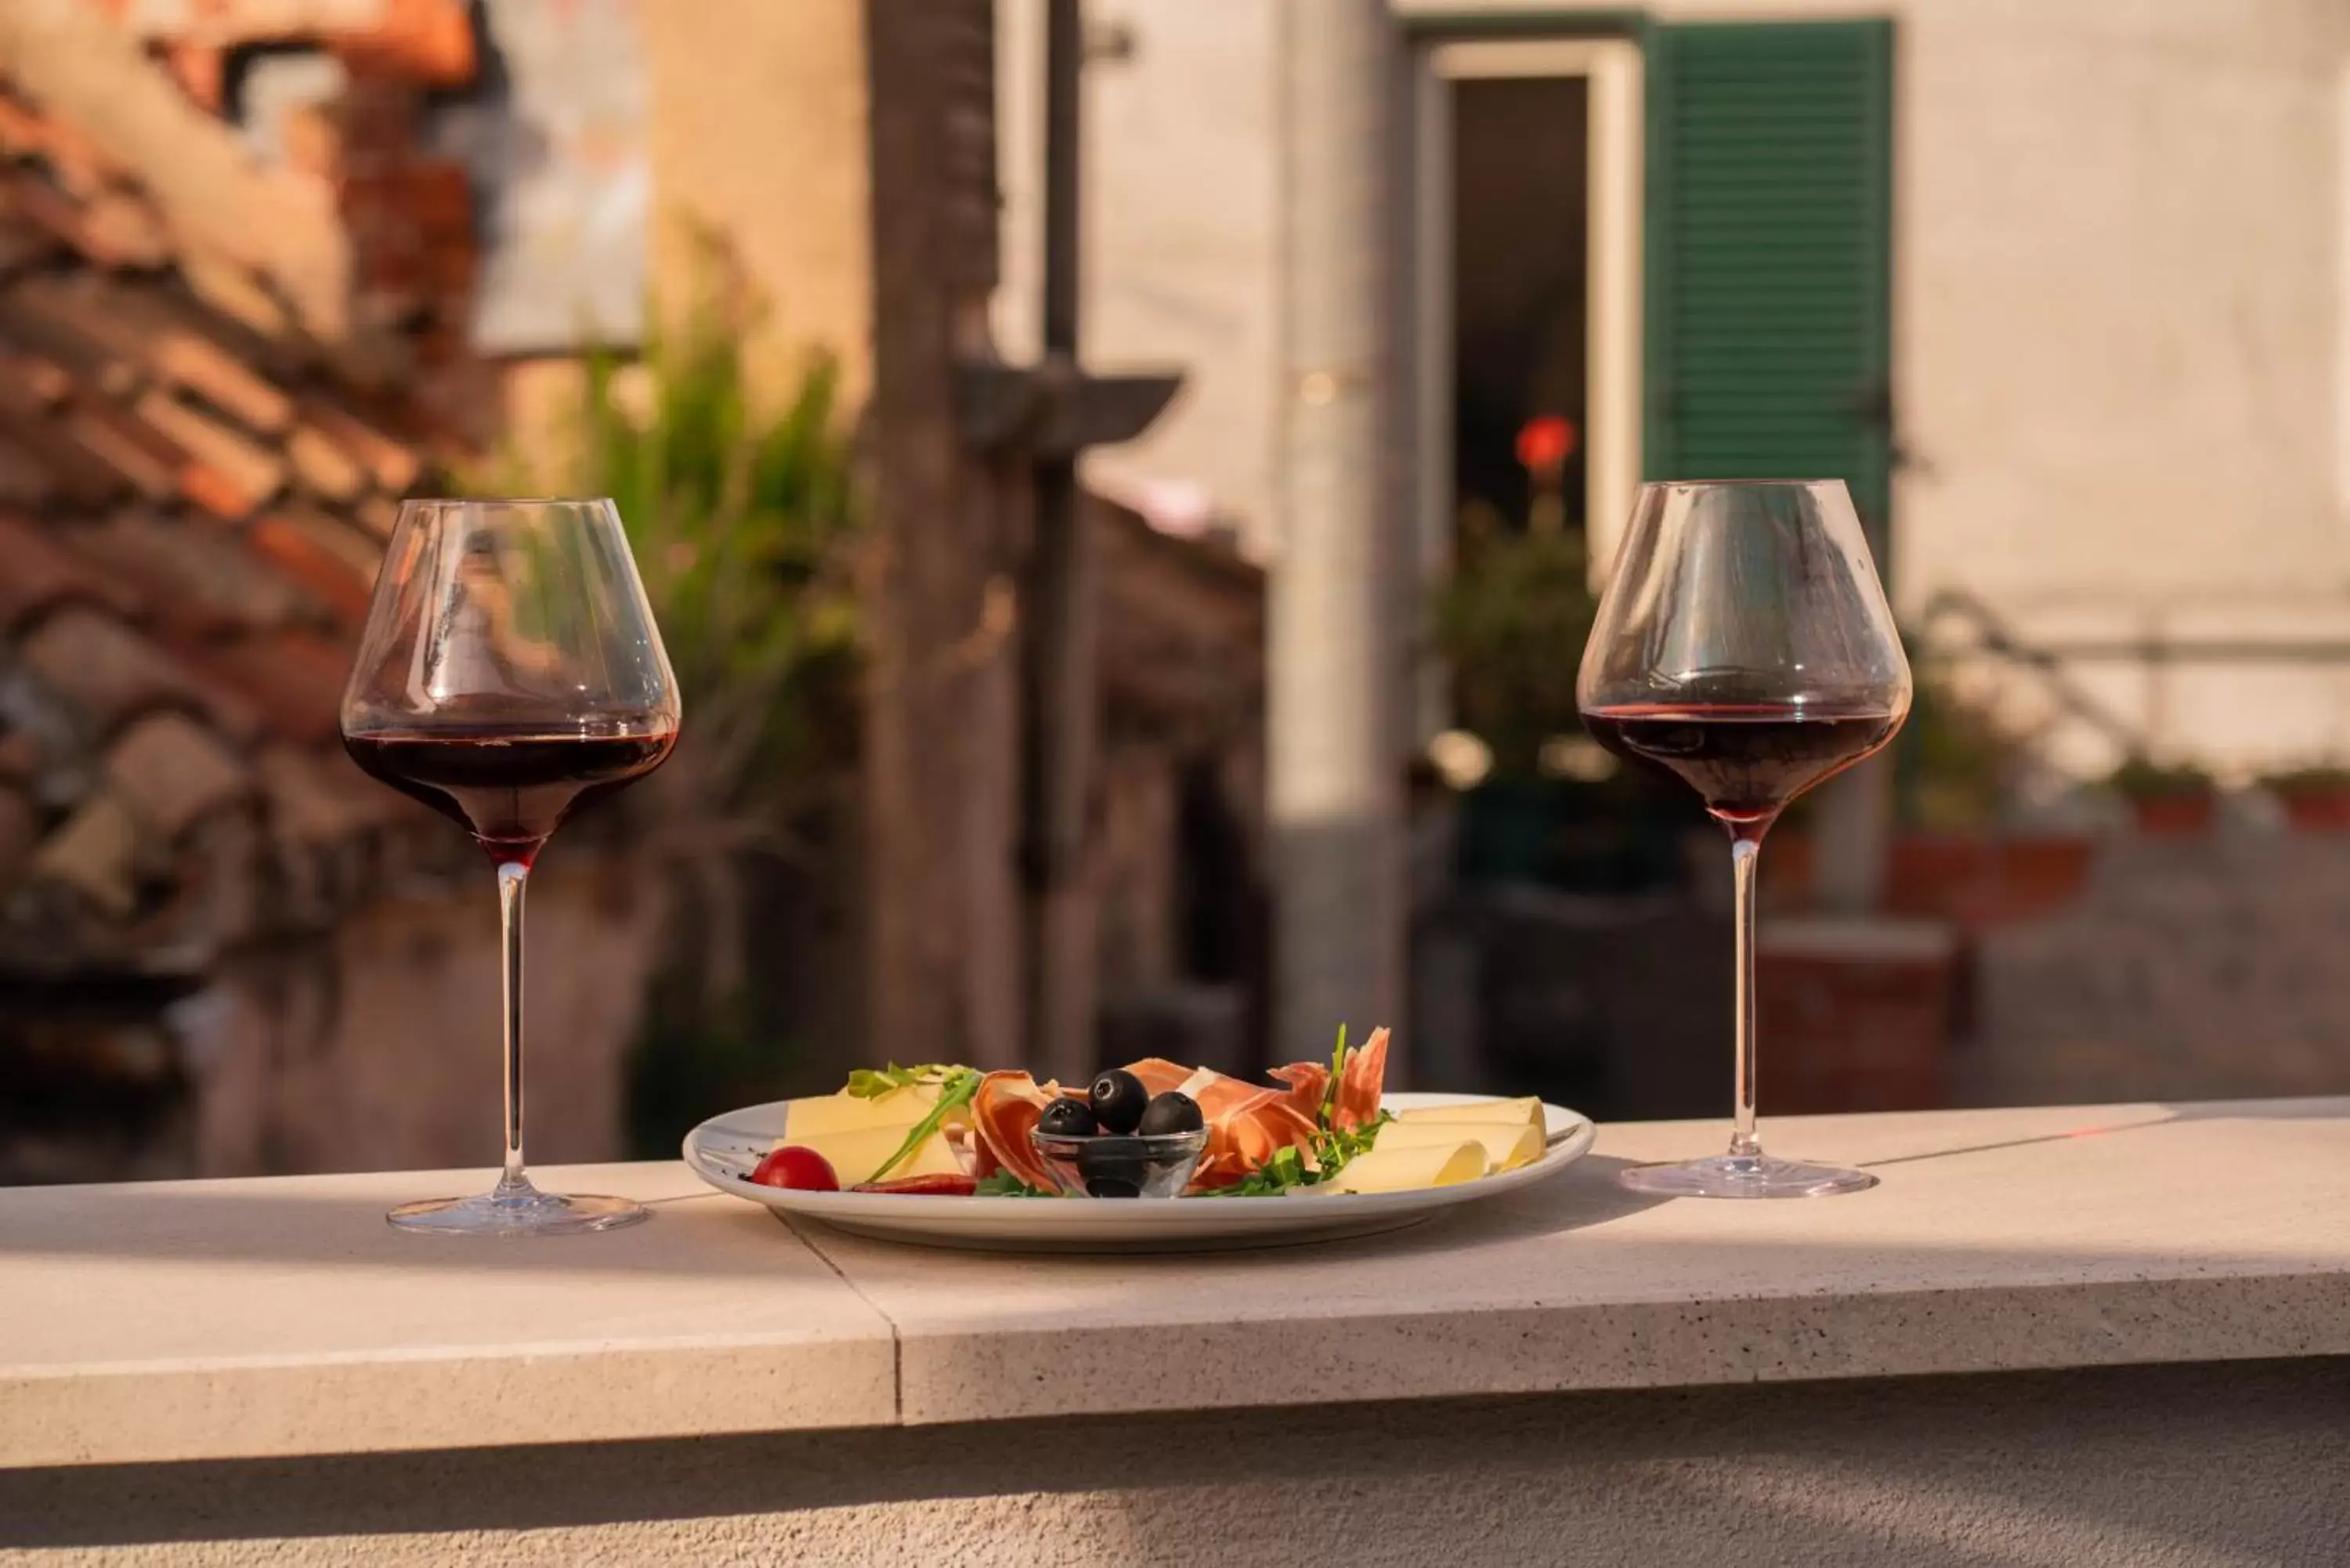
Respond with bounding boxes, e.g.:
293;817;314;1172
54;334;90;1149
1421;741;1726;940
2127;792;2215;837
1886;833;2095;927
2272;789;2350;832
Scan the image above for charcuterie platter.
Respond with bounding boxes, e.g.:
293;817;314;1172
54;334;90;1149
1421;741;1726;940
683;1029;1594;1252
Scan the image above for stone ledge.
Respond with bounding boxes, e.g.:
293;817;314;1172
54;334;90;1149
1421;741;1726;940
5;1099;2348;1467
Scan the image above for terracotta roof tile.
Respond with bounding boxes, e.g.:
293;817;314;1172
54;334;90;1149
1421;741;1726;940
86;280;299;433
293;396;420;492
285;421;366;501
352;493;400;540
63;509;313;636
0;508;138;629
0;431;56;508
177;250;294;340
20;606;262;742
106;709;254;840
0;349;74;414
0;171;167;269
177;629;349;746
0;729;40;784
247;508;375;622
0;287;139;396
61;402;185;500
0;409;128;507
132;388;284;516
0;91;111;199
0;226;57;282
256;741;407;847
27;791;137;918
0;3;455;972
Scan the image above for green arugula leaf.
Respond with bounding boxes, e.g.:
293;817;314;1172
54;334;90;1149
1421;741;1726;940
1319;1024;1348;1131
845;1063;959;1100
974;1170;1054;1198
1198;1142;1312;1198
1195;1025;1395;1198
863;1068;982;1183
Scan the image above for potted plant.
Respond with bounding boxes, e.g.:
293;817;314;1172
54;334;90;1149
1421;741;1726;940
2106;756;2217;836
1872;648;2094;927
2261;764;2350;833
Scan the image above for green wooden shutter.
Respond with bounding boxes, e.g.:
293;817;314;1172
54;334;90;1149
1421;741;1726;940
1644;20;1895;560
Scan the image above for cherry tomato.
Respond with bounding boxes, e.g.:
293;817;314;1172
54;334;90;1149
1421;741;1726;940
852;1172;978;1196
750;1146;839;1190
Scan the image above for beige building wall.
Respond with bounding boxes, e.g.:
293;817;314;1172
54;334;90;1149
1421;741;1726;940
638;0;874;399
996;0;1284;544
1003;0;2350;775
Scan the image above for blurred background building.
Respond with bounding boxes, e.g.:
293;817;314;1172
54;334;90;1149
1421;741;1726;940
5;0;2350;1183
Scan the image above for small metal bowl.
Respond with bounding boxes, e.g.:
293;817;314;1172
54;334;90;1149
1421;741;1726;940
1030;1126;1209;1198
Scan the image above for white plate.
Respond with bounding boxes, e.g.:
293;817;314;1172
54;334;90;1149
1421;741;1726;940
682;1091;1596;1253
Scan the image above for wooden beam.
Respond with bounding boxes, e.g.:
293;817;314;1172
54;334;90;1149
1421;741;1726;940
861;0;1024;1071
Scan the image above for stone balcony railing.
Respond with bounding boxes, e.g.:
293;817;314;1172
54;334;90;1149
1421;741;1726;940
5;1100;2349;1565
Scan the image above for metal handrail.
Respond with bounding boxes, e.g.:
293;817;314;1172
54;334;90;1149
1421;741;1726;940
1913;589;2140;752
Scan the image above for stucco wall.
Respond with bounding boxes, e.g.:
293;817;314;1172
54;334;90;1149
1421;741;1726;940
638;0;873;397
7;1360;2345;1565
186;859;663;1176
1007;0;2350;772
996;0;1284;540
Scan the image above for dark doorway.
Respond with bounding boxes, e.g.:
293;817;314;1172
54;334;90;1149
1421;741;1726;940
1449;75;1589;540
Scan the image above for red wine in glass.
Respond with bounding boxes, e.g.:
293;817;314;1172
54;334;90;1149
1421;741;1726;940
1577;480;1911;1198
1580;702;1900;838
343;728;678;866
339;498;681;1237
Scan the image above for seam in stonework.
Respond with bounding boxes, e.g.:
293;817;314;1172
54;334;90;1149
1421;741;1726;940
788;1217;905;1422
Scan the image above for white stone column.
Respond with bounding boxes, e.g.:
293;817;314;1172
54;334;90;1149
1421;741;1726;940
1270;0;1404;1065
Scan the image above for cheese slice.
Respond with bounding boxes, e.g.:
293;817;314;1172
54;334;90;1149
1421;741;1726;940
1392;1097;1543;1135
782;1083;941;1143
1374;1117;1542;1172
1322;1138;1487;1194
775;1122;964;1187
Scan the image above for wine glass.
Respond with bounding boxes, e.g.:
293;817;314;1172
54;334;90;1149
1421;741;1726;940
340;499;681;1235
1578;480;1910;1198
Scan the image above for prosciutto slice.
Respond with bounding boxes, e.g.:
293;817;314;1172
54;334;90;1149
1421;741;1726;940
971;1029;1394;1195
1128;1035;1386;1190
1264;1060;1330;1123
1123;1058;1195;1097
1331;1026;1389;1133
970;1071;1064;1192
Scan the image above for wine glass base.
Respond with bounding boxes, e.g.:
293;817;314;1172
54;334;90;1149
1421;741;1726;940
388;1183;649;1236
1618;1153;1878;1199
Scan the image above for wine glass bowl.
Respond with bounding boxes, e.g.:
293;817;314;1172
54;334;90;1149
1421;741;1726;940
340;498;679;1235
1579;480;1910;1198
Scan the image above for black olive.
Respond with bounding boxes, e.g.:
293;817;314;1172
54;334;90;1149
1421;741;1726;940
1077;1137;1145;1197
1037;1096;1097;1138
1088;1068;1149;1133
1137;1090;1204;1137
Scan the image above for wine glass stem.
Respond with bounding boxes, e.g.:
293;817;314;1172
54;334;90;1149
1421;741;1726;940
496;858;530;1194
1729;833;1762;1159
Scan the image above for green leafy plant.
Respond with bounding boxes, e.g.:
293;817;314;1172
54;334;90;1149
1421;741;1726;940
479;266;864;1156
1894;649;2024;830
2106;755;2214;800
1431;514;1598;780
